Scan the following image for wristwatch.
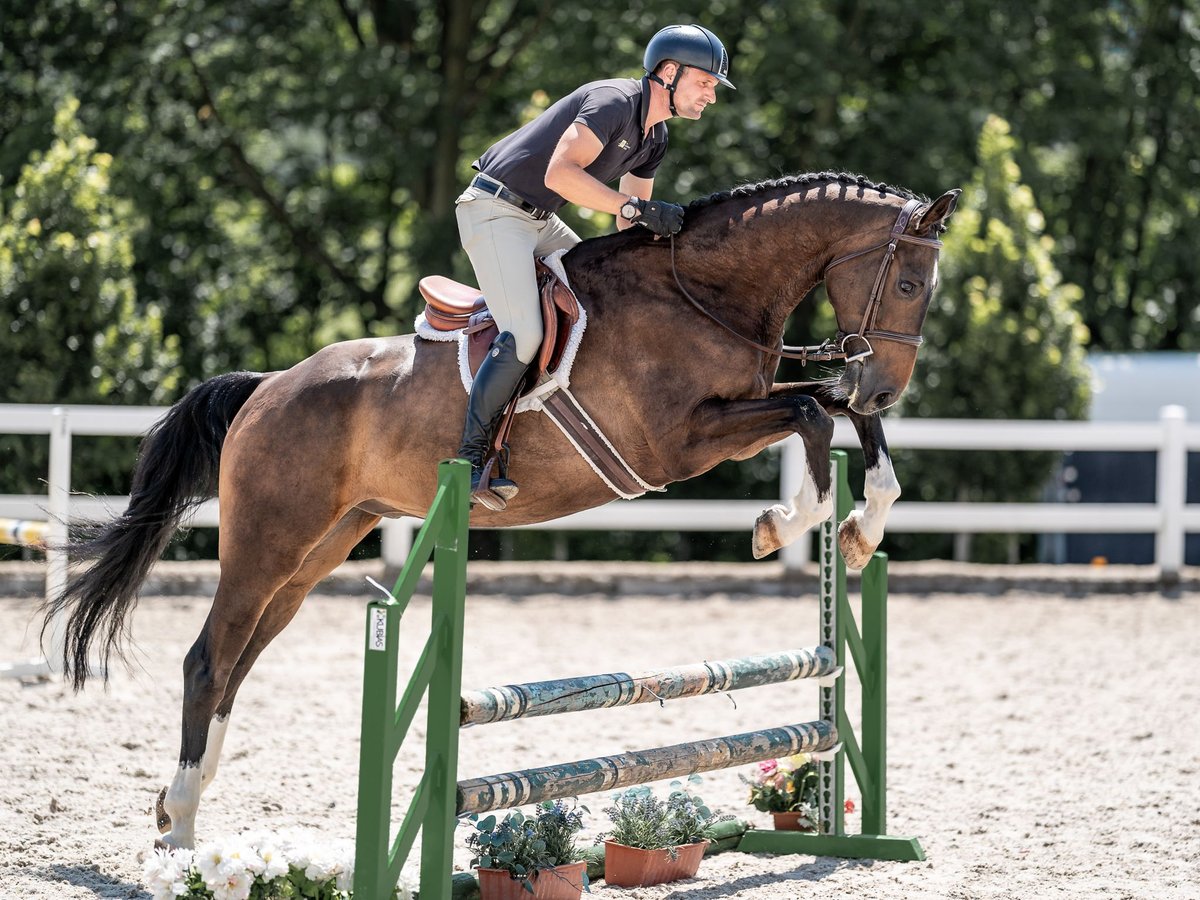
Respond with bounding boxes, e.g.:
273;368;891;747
620;197;642;220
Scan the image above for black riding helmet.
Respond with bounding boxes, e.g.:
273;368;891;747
644;24;735;115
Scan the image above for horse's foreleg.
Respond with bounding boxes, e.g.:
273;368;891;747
670;396;834;559
750;423;835;559
771;381;899;569
836;415;899;569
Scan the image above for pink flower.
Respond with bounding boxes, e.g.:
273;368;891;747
757;760;778;777
844;799;856;814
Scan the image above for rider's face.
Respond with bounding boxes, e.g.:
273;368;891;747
670;66;719;119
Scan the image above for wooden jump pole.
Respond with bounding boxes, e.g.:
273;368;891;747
460;645;837;726
456;720;838;816
0;516;56;680
0;518;50;548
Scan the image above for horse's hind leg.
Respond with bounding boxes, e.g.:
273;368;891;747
157;568;277;849
198;510;381;797
157;509;381;848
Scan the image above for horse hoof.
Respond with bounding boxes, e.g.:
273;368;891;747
838;512;875;570
752;508;784;559
155;787;172;834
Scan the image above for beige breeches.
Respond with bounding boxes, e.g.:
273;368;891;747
455;184;581;364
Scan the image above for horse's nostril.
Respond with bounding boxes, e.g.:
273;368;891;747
874;392;893;409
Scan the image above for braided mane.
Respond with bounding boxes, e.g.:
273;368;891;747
687;171;927;211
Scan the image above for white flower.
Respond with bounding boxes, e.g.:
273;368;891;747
304;850;339;883
255;841;290;880
285;842;311;872
210;867;254;900
330;842;356;892
142;847;193;900
195;844;228;885
223;840;265;878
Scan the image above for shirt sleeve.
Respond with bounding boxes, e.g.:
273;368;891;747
573;86;632;145
631;132;669;179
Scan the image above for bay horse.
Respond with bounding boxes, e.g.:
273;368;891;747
43;172;958;849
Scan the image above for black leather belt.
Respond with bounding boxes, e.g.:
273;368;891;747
470;175;553;221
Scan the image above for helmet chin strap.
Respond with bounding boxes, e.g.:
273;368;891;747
648;66;686;116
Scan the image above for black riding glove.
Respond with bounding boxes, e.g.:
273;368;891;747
630;198;685;237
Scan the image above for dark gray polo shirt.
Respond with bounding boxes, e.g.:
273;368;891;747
472;76;669;213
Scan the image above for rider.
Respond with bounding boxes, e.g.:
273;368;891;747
454;23;736;510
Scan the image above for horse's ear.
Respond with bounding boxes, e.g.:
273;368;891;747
916;189;961;234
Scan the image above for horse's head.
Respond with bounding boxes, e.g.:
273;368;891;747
824;189;960;415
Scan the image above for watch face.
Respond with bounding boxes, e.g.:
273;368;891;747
622;202;638;219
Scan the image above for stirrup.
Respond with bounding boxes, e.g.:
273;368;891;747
471;459;518;511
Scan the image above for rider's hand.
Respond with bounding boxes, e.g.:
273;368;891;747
630;198;685;237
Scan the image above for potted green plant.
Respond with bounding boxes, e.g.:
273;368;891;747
465;800;589;900
740;753;820;831
598;779;720;888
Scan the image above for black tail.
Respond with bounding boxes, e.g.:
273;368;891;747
41;371;266;689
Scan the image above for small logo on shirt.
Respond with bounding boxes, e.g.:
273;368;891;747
618;139;631;150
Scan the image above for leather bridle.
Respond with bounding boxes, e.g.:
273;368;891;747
669;197;944;364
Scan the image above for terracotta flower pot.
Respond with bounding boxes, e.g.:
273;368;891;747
602;840;709;887
476;863;586;900
771;811;817;832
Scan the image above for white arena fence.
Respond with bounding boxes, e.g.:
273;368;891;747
1;403;1196;579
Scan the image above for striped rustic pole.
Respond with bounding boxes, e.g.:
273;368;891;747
0;518;50;548
0;518;55;680
460;646;837;726
456;720;837;816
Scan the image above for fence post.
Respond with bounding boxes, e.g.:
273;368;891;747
418;460;470;900
354;596;401;900
859;553;888;836
45;407;71;672
1156;405;1186;579
779;436;810;571
381;519;413;574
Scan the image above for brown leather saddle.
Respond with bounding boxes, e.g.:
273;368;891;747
418;259;581;494
418;259;580;381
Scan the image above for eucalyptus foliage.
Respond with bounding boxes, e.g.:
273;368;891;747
464;800;587;881
601;779;720;851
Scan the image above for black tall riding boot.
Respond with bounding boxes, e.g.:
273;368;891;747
457;331;530;510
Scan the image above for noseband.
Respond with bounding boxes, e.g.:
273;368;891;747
669;197;944;364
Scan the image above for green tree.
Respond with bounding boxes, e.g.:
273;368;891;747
894;114;1091;559
0;97;178;502
0;96;180;405
2;2;1195;562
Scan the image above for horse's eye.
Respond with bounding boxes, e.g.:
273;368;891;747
898;280;916;295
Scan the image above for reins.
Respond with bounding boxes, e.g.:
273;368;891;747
668;197;944;365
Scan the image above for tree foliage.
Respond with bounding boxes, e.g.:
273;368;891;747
898;114;1091;494
0;1;1194;561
